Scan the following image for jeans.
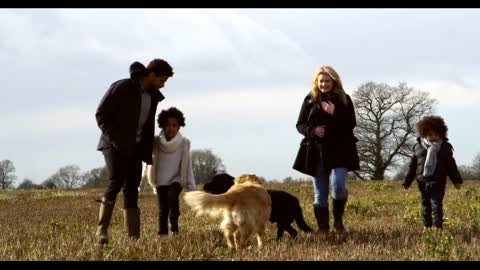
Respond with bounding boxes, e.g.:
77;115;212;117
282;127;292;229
417;181;446;228
102;145;142;209
157;182;183;233
312;161;348;207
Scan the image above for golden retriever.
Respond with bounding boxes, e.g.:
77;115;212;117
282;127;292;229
183;174;271;251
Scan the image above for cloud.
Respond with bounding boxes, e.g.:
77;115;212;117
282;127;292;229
2;9;480;183
0;106;95;140
148;84;309;180
0;9;312;111
401;79;480;108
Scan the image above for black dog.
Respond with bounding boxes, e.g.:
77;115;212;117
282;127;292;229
203;173;313;239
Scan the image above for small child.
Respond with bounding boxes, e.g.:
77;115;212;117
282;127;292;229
144;107;196;235
403;115;462;229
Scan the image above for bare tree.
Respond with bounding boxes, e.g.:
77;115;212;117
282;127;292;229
352;82;436;180
457;165;476;180
82;166;108;188
258;176;267;183
191;149;226;184
390;163;409;181
0;159;17;190
472;152;480;180
46;165;83;189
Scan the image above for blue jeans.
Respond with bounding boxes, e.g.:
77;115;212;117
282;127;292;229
417;181;446;228
312;162;348;208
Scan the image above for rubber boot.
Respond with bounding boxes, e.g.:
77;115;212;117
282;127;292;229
96;197;115;245
313;205;330;234
123;208;140;240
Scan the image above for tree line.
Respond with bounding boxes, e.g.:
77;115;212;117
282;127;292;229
2;81;480;189
1;149;228;190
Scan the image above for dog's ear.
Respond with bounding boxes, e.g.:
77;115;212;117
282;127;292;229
215;173;234;182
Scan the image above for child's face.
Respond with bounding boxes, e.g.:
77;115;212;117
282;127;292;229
425;131;440;143
163;117;180;141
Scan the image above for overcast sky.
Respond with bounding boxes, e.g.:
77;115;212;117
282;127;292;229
2;8;480;184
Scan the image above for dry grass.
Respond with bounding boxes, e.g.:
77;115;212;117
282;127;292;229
1;181;479;261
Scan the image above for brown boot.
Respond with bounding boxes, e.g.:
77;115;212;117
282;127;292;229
123;208;140;240
96;198;115;245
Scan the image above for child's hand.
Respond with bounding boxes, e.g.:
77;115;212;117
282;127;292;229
454;183;461;190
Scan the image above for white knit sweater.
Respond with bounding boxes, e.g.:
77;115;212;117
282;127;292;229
144;132;196;192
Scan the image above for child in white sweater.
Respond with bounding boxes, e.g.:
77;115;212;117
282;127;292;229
144;107;196;235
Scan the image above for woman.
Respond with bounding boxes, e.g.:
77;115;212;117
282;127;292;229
293;66;359;234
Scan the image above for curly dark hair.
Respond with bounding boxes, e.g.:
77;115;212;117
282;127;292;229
157;107;186;128
416;115;448;138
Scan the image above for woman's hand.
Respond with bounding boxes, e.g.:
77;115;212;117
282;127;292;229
314;125;326;138
321;101;335;115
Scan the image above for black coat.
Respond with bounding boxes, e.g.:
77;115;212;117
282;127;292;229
293;92;359;176
95;64;164;164
403;137;463;188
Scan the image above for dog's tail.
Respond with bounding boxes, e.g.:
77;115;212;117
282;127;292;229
294;200;313;233
183;191;230;218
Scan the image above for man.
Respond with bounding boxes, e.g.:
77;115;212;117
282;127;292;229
95;59;173;244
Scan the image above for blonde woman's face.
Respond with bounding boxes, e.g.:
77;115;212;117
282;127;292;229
317;73;334;93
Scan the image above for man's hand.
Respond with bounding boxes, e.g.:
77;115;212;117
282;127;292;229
454;183;461;190
314;125;326;138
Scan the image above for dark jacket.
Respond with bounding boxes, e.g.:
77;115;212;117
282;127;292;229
95;62;165;164
403;137;463;188
293;92;359;176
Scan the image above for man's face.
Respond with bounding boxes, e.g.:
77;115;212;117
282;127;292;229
146;73;169;91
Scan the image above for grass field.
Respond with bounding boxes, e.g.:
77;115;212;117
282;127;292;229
1;180;479;261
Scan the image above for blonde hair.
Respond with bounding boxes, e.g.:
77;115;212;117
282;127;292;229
309;66;348;105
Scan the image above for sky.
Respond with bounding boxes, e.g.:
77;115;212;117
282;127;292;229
1;8;480;184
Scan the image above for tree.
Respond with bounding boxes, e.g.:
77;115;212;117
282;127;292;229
41;178;57;189
17;178;41;190
457;165;476;180
352;82;436;180
0;159;17;190
46;165;82;189
191;149;226;184
472;152;480;180
258;176;267;183
283;177;293;183
391;163;409;181
82;166;109;188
